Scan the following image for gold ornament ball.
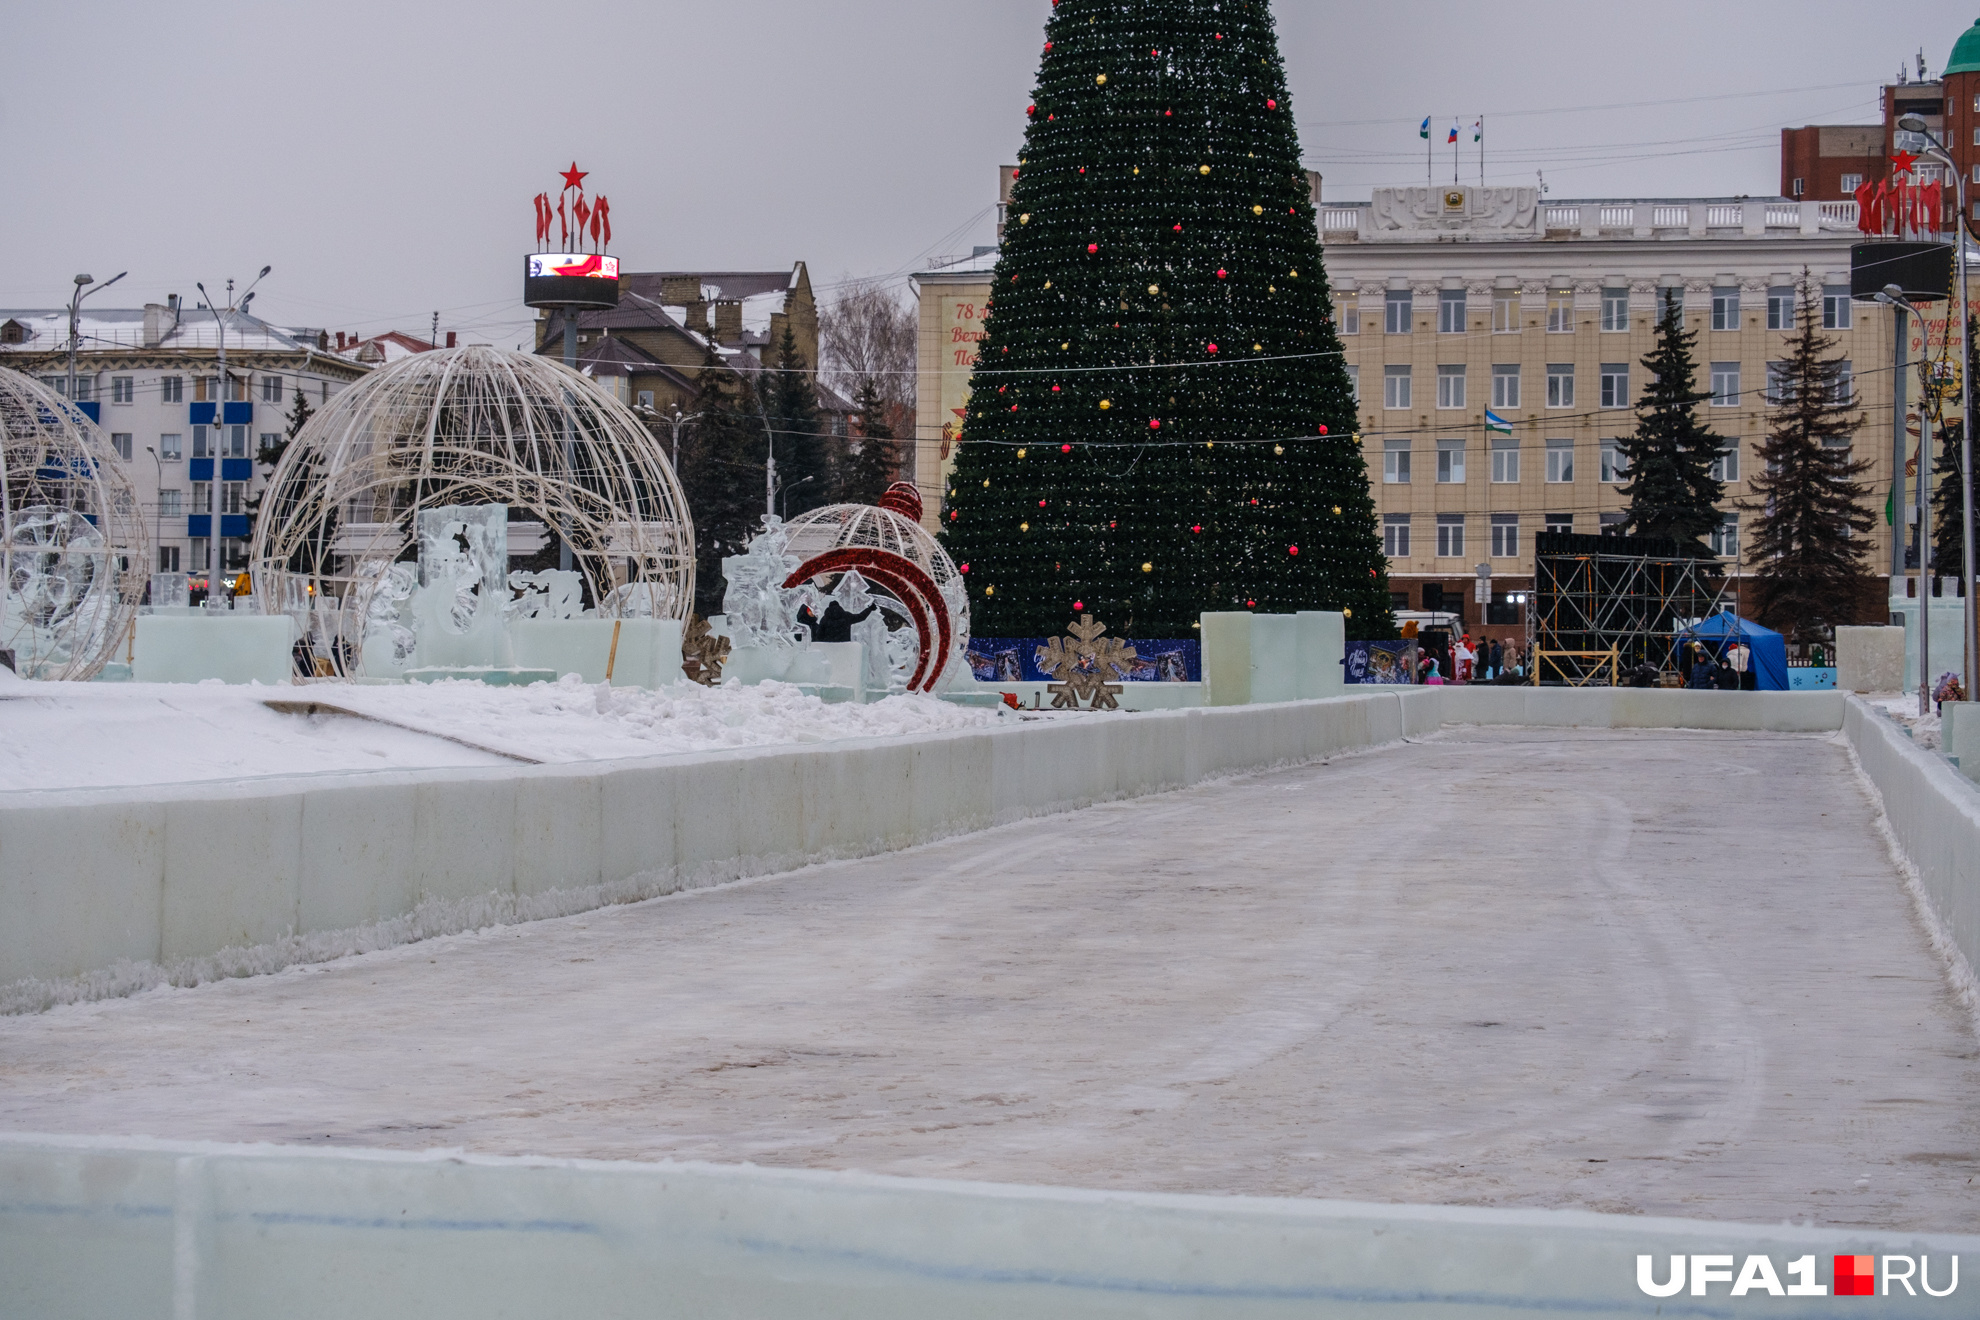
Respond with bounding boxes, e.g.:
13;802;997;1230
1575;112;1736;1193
1147;284;1159;295
985;585;994;595
1096;73;1107;84
1343;608;1352;618
1016;448;1027;458
1252;205;1263;215
1274;444;1284;455
1021;522;1030;532
1332;505;1342;514
1019;213;1030;224
1199;165;1211;175
1141;562;1153;573
1099;399;1111;410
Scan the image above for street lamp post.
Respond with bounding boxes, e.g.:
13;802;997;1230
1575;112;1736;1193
144;445;163;582
1876;285;1928;713
636;403;704;475
192;267;271;583
65;270;127;403
1901;112;1978;705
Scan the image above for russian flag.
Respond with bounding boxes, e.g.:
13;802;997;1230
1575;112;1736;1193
1447;120;1459;144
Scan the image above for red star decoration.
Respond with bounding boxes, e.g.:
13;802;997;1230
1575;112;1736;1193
1891;149;1921;174
559;162;588;190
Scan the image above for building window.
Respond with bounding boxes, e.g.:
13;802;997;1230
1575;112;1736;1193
160;375;183;404
1791;177;1804;197
1436;513;1466;558
1546;363;1574;408
1711;440;1740;483
188;537;210;571
1492;290;1518;333
1711;515;1739;558
1385;289;1413;334
1346;364;1359;402
321;380;330;402
1437;364;1466;409
1766;361;1792;403
261;375;283;403
1709;362;1740;407
1546;288;1574;333
1545;439;1575;483
226;376;247;403
193;376;216;403
1840;173;1863;192
1711;287;1740;330
109;432;132;460
191;481;211;513
1546;513;1574;535
191;426;211;459
1600;287;1629;332
1822;286;1852;329
636;389;656;409
221;482;247;515
1767;286;1794;330
1600;443;1628;483
1833;361;1854;403
226;425;248;458
1491;364;1520;409
1599;364;1629;409
158;489;182;517
1383;364;1412;409
157;545;180;573
111;376;134;405
1490;438;1520;483
158;432;182;460
1383;513;1411;557
1438;288;1466;334
1383;440;1411;484
1820;433;1853;451
222;538;249;571
1490;513;1519;558
1436;438;1466;483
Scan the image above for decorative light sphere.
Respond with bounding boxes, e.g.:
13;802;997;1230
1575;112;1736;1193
250;346;693;676
0;367;148;679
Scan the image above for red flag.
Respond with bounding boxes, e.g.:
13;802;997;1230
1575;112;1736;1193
573;197;591;242
1870;178;1889;235
534;193;551;245
558;195;568;248
1855;178;1876;234
596;196;611;250
1924;179;1943;232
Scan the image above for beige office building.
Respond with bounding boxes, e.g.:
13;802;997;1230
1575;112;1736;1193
917;183;1920;633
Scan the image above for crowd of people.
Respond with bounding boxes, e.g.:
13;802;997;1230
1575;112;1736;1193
1407;633;1527;685
1676;639;1755;691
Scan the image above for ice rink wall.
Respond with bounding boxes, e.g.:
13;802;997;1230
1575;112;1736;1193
2;1134;1972;1319
21;684;1980;1009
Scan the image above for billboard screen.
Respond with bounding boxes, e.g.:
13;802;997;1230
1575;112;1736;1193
527;254;620;280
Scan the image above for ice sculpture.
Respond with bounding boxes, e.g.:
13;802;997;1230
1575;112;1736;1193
506;569;582;621
411;504;512;668
358;561;418;674
5;507;117;677
720;517;807;648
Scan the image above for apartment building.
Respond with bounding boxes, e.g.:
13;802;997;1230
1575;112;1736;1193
0;298;366;581
1321;185;1887;635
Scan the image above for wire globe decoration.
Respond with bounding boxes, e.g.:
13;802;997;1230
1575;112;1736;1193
781;483;969;691
251;345;693;676
0;367;148;680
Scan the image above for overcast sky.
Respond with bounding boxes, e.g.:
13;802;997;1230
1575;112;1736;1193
3;1;1968;348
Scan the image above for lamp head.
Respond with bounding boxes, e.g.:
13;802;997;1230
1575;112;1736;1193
258;266;271;279
73;274;92;287
1899;113;1929;133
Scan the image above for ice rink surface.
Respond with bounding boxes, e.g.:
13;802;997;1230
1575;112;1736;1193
1;726;1974;1231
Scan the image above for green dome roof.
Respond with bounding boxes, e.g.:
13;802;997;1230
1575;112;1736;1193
1948;19;1980;75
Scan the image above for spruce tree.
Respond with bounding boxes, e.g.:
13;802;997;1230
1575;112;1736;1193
1740;274;1876;642
936;0;1391;639
1615;295;1725;555
764;323;829;519
676;345;768;616
1930;316;1978;575
834;378;902;506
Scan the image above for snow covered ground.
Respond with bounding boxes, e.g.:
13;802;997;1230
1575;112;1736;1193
1864;691;1944;748
0;669;998;792
3;726;1973;1230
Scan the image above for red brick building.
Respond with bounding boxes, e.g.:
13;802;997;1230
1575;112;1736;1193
1779;125;1881;201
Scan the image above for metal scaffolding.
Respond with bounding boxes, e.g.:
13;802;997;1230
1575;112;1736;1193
1528;532;1727;685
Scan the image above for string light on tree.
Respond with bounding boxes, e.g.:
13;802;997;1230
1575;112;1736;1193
937;0;1392;638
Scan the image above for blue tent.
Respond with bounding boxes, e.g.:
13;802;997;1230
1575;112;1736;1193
1679;611;1789;690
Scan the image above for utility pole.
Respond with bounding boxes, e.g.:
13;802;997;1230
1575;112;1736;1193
431;310;440;350
194;266;271;582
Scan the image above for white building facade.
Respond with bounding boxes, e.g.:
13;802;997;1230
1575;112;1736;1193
0;300;367;584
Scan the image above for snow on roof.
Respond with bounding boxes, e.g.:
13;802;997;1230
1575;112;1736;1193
0;307;313;354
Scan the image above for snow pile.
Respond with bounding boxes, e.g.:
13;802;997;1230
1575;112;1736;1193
1865;692;1944;749
329;675;999;763
0;676;1000;792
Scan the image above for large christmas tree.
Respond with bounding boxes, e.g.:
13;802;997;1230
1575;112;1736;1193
938;0;1391;639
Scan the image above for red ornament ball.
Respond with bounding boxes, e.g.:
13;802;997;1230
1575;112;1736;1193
959;562;969;571
1173;223;1183;232
1288;546;1300;556
1246;598;1256;607
1043;41;1053;51
1087;243;1098;254
1038;499;1047;507
1191;524;1203;533
1316;424;1328;435
1074;600;1084;610
1149;418;1161;429
1207;342;1219;353
1216;268;1228;279
1051;384;1061;392
1061;443;1072;452
1267;98;1277;109
1028;104;1037;115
